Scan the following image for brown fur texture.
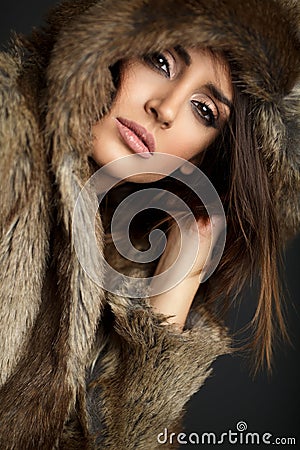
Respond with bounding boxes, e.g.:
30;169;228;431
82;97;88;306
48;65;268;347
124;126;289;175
0;0;299;448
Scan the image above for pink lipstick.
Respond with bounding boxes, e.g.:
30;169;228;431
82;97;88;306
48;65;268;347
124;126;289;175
115;117;155;158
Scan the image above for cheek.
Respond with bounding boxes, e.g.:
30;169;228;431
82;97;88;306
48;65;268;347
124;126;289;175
164;123;218;160
91;117;118;166
115;64;152;108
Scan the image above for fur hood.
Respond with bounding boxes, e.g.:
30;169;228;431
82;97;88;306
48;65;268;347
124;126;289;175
0;0;299;448
35;0;300;237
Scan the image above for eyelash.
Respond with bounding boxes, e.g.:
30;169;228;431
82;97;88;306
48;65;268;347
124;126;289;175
144;52;218;127
191;100;217;128
144;52;172;78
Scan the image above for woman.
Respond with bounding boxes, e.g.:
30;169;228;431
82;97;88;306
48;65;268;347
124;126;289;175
0;0;299;448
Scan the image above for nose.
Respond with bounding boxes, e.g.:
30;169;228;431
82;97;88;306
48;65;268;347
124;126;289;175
145;90;182;129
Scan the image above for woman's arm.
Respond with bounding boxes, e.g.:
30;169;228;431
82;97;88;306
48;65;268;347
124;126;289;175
150;217;216;330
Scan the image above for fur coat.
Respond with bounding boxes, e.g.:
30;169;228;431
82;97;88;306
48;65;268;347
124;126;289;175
0;0;299;448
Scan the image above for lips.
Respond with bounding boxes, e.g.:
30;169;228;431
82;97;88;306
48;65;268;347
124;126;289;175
115;117;155;158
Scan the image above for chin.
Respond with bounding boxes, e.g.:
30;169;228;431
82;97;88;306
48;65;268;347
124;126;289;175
125;173;165;184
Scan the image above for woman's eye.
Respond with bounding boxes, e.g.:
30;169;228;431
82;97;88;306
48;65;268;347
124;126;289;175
144;53;171;77
191;99;217;127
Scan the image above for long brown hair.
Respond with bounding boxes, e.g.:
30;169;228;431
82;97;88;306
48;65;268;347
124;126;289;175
199;80;288;374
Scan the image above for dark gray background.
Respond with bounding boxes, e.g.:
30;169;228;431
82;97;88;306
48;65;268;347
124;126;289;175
1;2;299;448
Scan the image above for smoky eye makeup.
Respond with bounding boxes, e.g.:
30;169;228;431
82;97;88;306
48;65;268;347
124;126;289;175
143;50;177;78
191;97;219;128
192;88;232;129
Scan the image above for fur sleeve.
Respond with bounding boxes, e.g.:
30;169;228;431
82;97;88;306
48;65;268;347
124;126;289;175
0;50;50;385
84;297;230;449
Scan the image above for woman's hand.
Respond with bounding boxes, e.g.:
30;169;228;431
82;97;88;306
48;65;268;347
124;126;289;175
149;216;222;331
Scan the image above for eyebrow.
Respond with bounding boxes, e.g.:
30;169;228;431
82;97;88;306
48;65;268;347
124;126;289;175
205;83;233;112
173;47;233;113
174;45;192;66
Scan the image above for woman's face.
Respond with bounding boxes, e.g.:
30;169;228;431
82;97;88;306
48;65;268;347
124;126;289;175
92;47;233;178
